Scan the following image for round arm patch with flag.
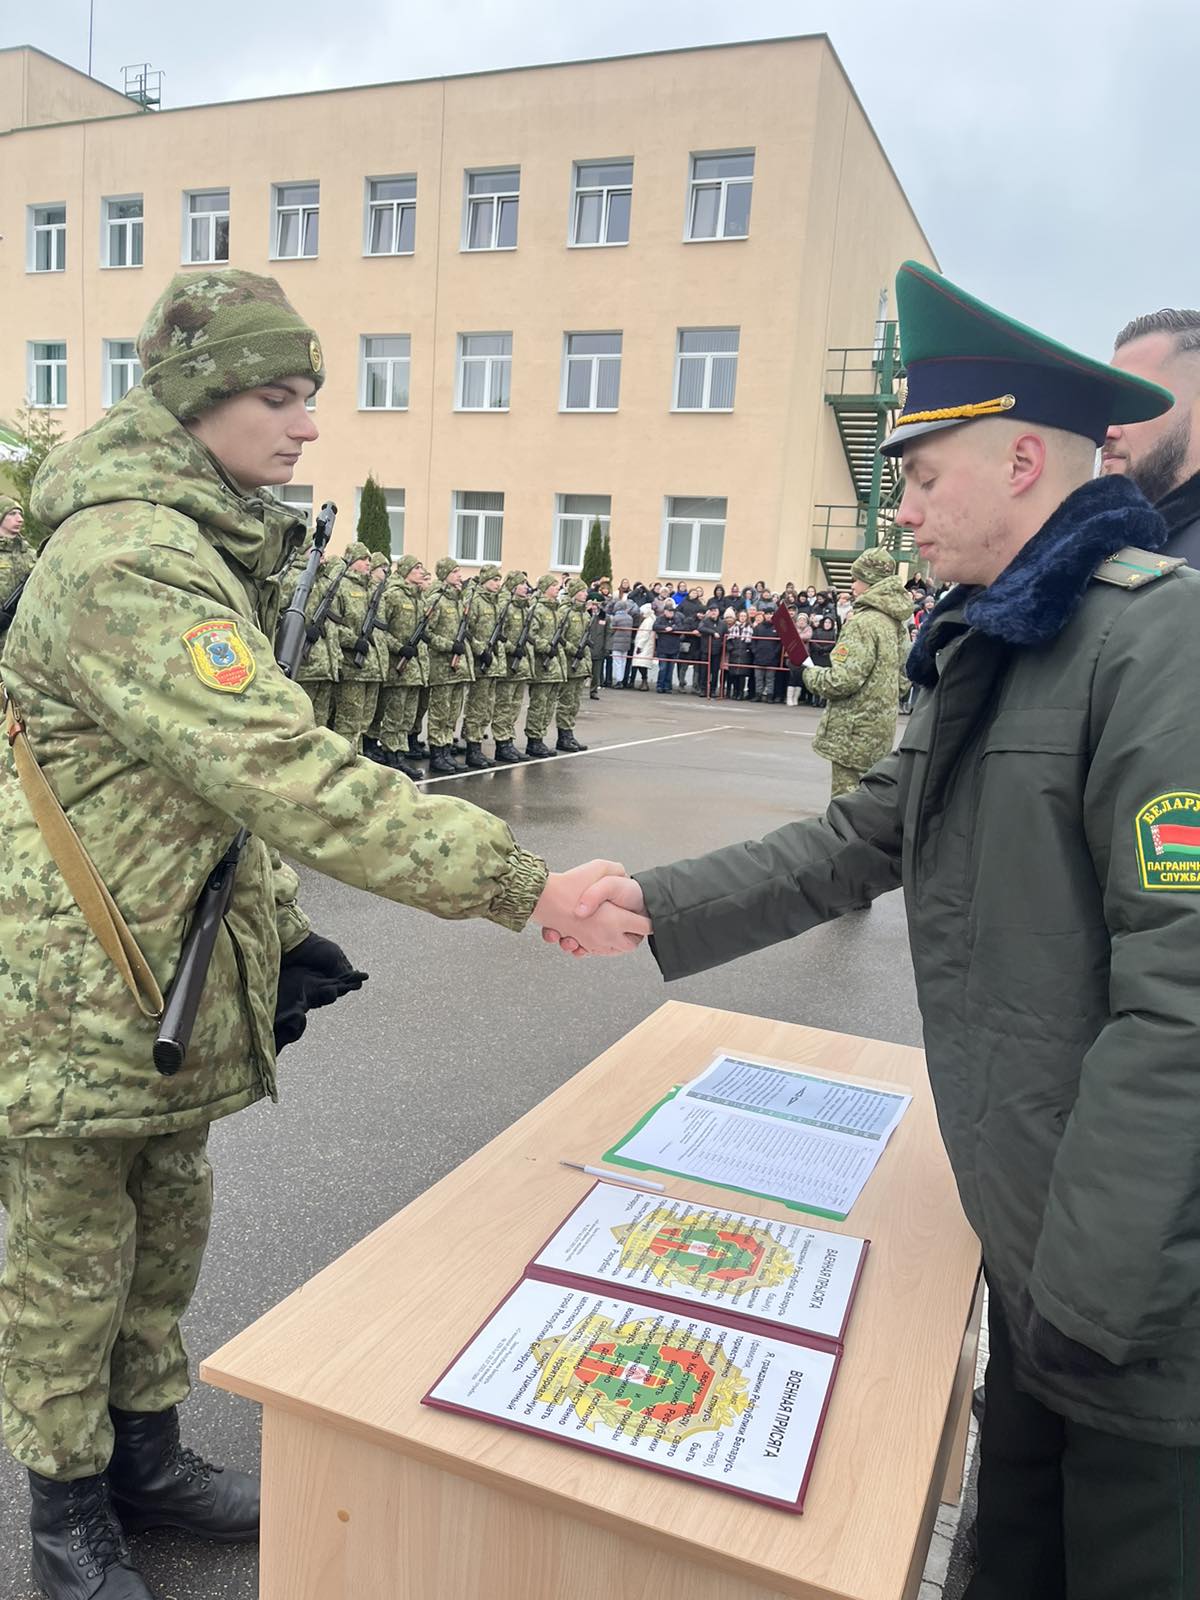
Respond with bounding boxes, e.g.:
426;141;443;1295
182;618;256;694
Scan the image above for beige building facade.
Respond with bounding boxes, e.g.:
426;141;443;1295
0;36;936;585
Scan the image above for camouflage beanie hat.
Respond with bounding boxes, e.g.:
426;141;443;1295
137;268;326;421
503;569;529;590
343;541;371;564
536;573;560;594
566;579;588;598
477;563;503;583
395;554;422;578
850;548;898;585
435;556;458;581
0;495;20;521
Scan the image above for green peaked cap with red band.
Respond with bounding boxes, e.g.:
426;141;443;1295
881;261;1174;457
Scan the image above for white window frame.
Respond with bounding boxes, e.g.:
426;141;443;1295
569;160;632;248
456;333;512;412
28;204;67;273
560;332;622;413
101;194;144;269
552;494;611;572
355;485;407;554
271;182;320;260
451;491;505;567
28;341;68;408
660;496;727;581
672;328;740;412
462;168;520;252
685;151;754;242
364;175;416;256
103;339;142;406
275;483;314;524
359;335;411;411
182;189;230;264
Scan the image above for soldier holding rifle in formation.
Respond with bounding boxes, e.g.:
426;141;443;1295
490;568;534;764
424;556;475;774
461;562;508;768
524;573;569;758
552;576;591;752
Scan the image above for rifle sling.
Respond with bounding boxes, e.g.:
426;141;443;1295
4;694;164;1020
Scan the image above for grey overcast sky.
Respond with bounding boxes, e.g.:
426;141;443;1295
5;0;1194;356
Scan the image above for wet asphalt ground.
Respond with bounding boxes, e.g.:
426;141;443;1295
0;687;926;1598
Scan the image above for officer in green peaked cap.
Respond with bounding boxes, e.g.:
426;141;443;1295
567;261;1200;1600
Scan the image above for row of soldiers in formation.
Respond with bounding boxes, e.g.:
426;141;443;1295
282;540;595;777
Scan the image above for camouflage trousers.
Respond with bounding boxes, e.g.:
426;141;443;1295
462;678;497;741
300;679;335;728
491;679;528;742
374;684;421;752
556;676;587;731
829;761;863;799
524;682;562;739
0;1128;212;1480
427;681;467;747
331;680;380;752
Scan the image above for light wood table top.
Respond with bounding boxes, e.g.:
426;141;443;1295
203;1001;980;1600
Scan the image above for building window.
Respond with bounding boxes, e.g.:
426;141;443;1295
571;160;632;246
29;205;66;273
686;152;754;241
184;189;230;263
360;336;411;410
365;176;416;255
275;484;313;524
553;494;611;571
272;182;319;259
562;333;622;411
463;169;519;251
29;341;67;408
356;485;406;555
457;334;512;410
103;340;142;406
452;491;504;564
674;328;740;411
103;196;144;268
662;496;727;578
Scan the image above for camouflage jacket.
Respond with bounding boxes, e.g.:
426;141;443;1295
334;570;389;682
529;598;567;683
501;594;534;681
0;386;546;1139
562;602;592;679
466;586;508;679
382;579;430;687
0;531;36;603
425;581;475;686
281;557;341;684
802;575;911;770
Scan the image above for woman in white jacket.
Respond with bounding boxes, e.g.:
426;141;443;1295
630;604;655;690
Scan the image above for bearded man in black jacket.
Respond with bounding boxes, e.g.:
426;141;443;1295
1104;308;1200;565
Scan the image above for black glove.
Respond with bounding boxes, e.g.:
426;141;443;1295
398;642;418;659
477;648;493;671
273;933;369;1053
1017;1293;1152;1381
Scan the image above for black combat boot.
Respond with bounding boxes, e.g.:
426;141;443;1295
556;731;588;753
464;741;492;769
107;1407;258;1543
492;740;525;763
28;1469;156;1599
451;737;468;757
408;733;430;761
428;745;461;775
384;747;426;781
525;737;554;758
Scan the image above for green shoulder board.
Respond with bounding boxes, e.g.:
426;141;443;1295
1092;548;1186;589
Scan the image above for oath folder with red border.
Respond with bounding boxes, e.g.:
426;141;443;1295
773;604;808;667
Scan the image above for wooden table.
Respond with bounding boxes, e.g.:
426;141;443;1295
202;1002;981;1600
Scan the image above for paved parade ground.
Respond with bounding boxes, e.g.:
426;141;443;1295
0;692;975;1599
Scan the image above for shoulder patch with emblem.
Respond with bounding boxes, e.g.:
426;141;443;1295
1135;792;1200;890
833;643;850;659
1093;547;1185;588
182;619;256;694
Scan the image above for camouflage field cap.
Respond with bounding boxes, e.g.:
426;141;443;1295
503;569;529;590
536;573;561;594
343;541;371;564
850;549;898;585
395;554;422;578
435;556;459;581
0;495;19;520
566;578;588;598
477;564;503;583
137;268;326;421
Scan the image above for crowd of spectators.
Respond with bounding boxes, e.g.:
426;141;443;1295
575;574;951;707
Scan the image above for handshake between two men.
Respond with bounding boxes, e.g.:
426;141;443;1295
531;862;649;958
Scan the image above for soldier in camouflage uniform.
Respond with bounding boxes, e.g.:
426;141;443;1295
801;547;912;797
424;557;476;775
553;577;592;753
0;496;37;617
490;570;533;764
282;544;342;728
360;554;397;765
461;564;508;769
328;541;381;755
372;554;430;779
524;573;568;759
0;268;646;1600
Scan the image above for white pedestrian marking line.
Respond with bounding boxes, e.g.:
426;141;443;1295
416;724;737;783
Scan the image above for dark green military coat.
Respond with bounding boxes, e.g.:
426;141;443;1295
637;478;1200;1446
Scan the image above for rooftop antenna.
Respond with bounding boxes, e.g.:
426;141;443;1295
87;0;95;76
